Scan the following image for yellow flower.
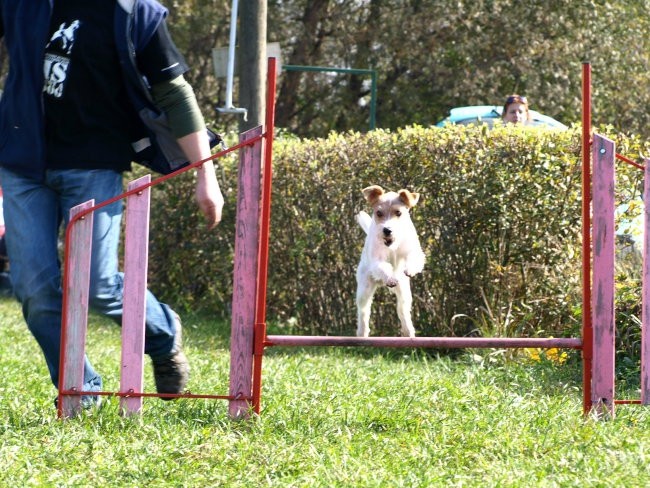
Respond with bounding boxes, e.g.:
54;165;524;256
525;348;541;361
545;348;568;364
524;345;568;364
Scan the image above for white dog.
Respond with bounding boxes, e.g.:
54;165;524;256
355;185;426;337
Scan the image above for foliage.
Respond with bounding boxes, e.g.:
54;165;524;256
140;124;649;340
2;298;650;486
127;123;648;344
2;1;649;140
158;1;650;142
614;262;642;383
131;150;240;316
168;0;649;141
164;0;232;128
268;0;650;141
143;125;579;337
267;124;588;337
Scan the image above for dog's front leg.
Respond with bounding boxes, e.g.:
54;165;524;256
371;261;399;288
405;248;426;278
356;279;377;337
392;279;416;337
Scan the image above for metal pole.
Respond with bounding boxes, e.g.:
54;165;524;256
369;69;377;130
251;57;277;414
224;0;238;109
282;65;377;131
217;0;247;116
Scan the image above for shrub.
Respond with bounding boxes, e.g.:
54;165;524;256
134;124;648;344
268;124;584;338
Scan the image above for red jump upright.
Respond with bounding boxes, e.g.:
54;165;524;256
58;60;277;419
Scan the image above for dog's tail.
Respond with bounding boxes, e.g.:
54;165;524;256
355;211;371;235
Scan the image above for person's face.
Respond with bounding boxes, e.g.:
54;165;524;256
503;103;528;124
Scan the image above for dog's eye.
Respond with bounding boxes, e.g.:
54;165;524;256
376;210;384;218
395;210;402;217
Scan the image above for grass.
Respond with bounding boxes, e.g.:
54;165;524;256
1;297;650;487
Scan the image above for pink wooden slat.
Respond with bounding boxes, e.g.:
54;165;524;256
591;133;616;418
642;159;650;405
60;200;95;418
120;175;151;415
229;126;264;419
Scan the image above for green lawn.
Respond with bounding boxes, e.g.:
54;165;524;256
1;297;649;487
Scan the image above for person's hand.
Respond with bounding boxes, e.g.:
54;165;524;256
177;131;224;228
195;161;224;229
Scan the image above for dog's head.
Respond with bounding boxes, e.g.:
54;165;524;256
362;185;420;247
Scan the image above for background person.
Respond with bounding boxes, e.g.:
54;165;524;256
0;0;224;408
501;94;531;125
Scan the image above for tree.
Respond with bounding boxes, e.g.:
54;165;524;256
266;0;650;140
1;1;648;141
239;0;267;132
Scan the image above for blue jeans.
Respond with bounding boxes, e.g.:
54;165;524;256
0;168;177;393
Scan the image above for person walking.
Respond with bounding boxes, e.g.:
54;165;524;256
0;0;225;407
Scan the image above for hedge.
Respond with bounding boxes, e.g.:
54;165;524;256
131;124;648;342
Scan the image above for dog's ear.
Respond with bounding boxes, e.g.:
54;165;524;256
362;185;384;205
398;189;420;208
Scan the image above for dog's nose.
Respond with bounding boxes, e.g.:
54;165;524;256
383;227;392;236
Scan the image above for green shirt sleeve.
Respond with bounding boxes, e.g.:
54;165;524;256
150;75;206;139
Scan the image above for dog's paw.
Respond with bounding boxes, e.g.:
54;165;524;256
404;268;421;278
404;261;425;277
404;251;426;277
385;277;398;287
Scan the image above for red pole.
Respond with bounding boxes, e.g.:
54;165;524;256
251;57;277;414
582;62;593;415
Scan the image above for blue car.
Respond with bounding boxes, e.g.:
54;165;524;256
436;105;568;129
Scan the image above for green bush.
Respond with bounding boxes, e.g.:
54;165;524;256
133;124;648;344
269;124;584;338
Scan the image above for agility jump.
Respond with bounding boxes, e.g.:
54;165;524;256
57;58;276;418
60;60;648;420
237;62;648;419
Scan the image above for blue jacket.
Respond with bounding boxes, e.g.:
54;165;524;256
0;0;170;179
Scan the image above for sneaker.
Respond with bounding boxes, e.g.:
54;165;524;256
54;393;102;410
81;394;103;410
151;313;189;400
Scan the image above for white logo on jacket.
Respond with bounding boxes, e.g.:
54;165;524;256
46;20;80;54
43;20;81;98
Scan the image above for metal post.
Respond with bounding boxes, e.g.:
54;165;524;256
282;65;377;130
251;57;277;414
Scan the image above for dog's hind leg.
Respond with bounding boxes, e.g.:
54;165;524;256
356;280;377;337
392;280;415;337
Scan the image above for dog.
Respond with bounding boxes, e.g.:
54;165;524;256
355;185;426;338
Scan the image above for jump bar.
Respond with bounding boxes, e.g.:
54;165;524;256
265;335;583;349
